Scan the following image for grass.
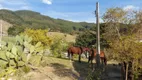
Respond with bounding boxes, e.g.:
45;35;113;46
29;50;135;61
0;54;122;80
1;20;12;33
2;36;15;43
41;56;91;79
48;32;76;43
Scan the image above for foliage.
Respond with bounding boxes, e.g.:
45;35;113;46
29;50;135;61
111;36;142;79
0;35;44;78
0;67;16;79
23;29;52;47
103;7;142;79
75;30;109;49
8;26;25;36
50;36;69;58
0;9;95;34
75;31;96;47
102;7;127;41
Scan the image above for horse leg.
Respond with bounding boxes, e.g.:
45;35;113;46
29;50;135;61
68;53;70;59
71;53;73;60
101;57;104;65
104;57;107;65
88;56;91;63
78;54;81;63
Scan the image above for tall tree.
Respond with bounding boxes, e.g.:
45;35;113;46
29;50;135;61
103;7;127;41
103;7;142;80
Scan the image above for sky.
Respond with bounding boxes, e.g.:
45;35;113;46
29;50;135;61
0;0;142;23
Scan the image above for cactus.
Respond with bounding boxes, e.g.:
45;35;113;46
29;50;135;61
29;55;42;66
0;34;45;78
0;35;44;69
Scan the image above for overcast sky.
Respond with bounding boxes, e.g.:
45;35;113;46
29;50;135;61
0;0;141;23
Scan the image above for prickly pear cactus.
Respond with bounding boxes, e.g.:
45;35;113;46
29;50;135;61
0;35;45;69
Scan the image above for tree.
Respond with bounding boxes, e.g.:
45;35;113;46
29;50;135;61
75;30;108;49
75;31;96;47
103;7;142;80
102;7;127;41
111;36;142;80
8;26;25;36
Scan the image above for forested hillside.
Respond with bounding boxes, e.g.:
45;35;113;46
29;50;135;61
0;9;95;35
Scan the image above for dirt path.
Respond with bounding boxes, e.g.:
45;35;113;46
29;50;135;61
101;64;122;80
22;59;123;80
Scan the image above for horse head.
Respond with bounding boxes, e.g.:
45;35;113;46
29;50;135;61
82;47;91;58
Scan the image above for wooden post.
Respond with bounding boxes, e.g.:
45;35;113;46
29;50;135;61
0;19;2;44
96;2;101;67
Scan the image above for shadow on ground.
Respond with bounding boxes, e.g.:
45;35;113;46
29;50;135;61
72;60;123;80
101;64;122;80
72;60;92;80
49;63;79;79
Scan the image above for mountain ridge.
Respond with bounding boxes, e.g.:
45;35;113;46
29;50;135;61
0;9;95;34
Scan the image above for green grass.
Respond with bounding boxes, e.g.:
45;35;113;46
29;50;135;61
2;36;16;43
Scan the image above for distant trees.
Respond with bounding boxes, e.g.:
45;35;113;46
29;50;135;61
8;26;25;36
75;27;108;49
75;31;96;47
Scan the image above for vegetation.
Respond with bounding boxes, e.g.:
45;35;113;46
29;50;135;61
50;36;69;58
103;7;142;80
22;29;52;47
75;26;109;49
1;6;142;80
0;9;94;35
0;35;45;79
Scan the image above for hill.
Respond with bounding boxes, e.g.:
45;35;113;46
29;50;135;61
48;32;76;42
0;20;12;35
0;9;95;35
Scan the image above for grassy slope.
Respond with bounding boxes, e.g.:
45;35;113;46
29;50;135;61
48;32;76;42
0;9;95;34
0;20;12;35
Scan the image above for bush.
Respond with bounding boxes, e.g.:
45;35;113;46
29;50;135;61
23;28;52;47
50;36;69;58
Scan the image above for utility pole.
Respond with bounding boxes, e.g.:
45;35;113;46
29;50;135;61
0;19;2;47
0;20;2;42
95;2;100;67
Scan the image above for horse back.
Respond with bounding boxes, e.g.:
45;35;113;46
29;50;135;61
100;51;105;58
68;47;82;54
92;49;105;58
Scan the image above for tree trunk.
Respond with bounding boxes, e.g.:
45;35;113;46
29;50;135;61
131;60;134;80
125;63;129;80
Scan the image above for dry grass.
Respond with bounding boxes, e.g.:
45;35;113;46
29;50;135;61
48;32;76;43
0;20;12;35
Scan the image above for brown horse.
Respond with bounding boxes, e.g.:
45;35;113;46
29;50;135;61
88;49;107;65
68;46;87;62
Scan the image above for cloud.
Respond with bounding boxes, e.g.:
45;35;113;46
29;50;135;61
0;0;31;10
123;5;139;11
42;0;52;5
